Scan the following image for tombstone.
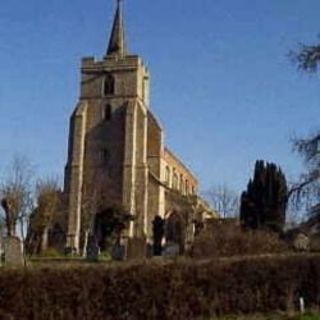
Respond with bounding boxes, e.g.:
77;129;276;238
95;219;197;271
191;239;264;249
126;237;147;260
293;233;310;252
111;240;126;261
86;235;99;262
4;237;24;267
162;241;180;258
146;242;153;259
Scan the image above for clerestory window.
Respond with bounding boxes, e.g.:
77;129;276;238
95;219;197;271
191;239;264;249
165;166;170;185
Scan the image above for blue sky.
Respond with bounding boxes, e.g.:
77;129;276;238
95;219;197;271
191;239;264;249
0;0;319;195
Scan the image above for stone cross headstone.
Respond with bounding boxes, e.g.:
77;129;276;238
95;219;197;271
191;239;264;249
86;235;99;262
4;237;24;267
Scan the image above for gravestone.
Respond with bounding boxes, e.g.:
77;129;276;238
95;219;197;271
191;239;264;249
4;237;23;267
162;241;180;258
111;241;126;261
86;235;99;262
293;233;310;251
126;237;146;260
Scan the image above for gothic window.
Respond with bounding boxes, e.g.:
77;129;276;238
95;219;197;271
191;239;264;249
103;74;115;96
103;104;112;121
185;180;189;195
180;175;185;194
173;172;178;190
165;166;170;185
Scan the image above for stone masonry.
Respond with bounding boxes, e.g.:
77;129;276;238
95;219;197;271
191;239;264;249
64;1;213;253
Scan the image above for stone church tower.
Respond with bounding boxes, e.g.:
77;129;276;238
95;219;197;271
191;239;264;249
64;0;212;253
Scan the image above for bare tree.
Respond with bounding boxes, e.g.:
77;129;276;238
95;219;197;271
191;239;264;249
32;177;60;252
288;38;320;218
205;184;239;218
0;156;34;240
81;167;101;257
81;165;125;256
290;41;320;73
287;133;320;218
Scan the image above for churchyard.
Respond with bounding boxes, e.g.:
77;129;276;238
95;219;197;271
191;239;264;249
0;0;320;318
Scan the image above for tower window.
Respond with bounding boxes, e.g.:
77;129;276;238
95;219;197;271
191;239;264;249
100;148;110;166
103;104;112;121
103;74;115;96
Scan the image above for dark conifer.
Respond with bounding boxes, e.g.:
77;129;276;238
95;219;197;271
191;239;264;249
240;160;288;232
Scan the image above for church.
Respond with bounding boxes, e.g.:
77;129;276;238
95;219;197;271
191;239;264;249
63;0;215;254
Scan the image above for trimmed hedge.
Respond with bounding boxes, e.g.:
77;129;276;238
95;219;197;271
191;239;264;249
0;255;319;319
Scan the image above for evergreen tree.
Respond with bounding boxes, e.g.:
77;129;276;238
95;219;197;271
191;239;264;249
240;160;288;232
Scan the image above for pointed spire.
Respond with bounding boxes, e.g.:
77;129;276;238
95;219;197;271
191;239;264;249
106;0;127;57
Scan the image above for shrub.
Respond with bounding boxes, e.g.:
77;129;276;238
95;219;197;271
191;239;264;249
190;226;289;259
38;247;62;258
240;160;288;232
0;255;319;319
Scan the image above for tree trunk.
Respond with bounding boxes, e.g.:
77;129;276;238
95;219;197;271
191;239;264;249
40;226;49;253
82;229;89;258
19;217;27;267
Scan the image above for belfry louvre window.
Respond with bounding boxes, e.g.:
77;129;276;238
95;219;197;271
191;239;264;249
103;74;115;95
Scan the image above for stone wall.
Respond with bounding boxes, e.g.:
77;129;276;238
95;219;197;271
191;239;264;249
162;148;198;196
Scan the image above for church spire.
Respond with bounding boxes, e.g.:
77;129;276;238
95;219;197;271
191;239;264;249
106;0;127;57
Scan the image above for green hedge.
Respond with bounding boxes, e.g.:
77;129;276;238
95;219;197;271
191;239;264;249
0;255;319;319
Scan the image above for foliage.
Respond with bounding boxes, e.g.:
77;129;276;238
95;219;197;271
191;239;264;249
240;160;288;232
38;247;62;258
25;177;62;254
94;206;133;250
190;225;288;259
205;184;239;218
289;37;320;218
152;215;165;255
290;41;320;73
0;255;320;319
33;178;60;231
95;206;133;236
0;156;34;237
290;132;320;216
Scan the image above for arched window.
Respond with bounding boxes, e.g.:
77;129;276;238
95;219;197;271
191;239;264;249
180;175;185;194
173;173;178;190
165;166;170;185
185;180;189;195
103;104;112;121
103;74;115;96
